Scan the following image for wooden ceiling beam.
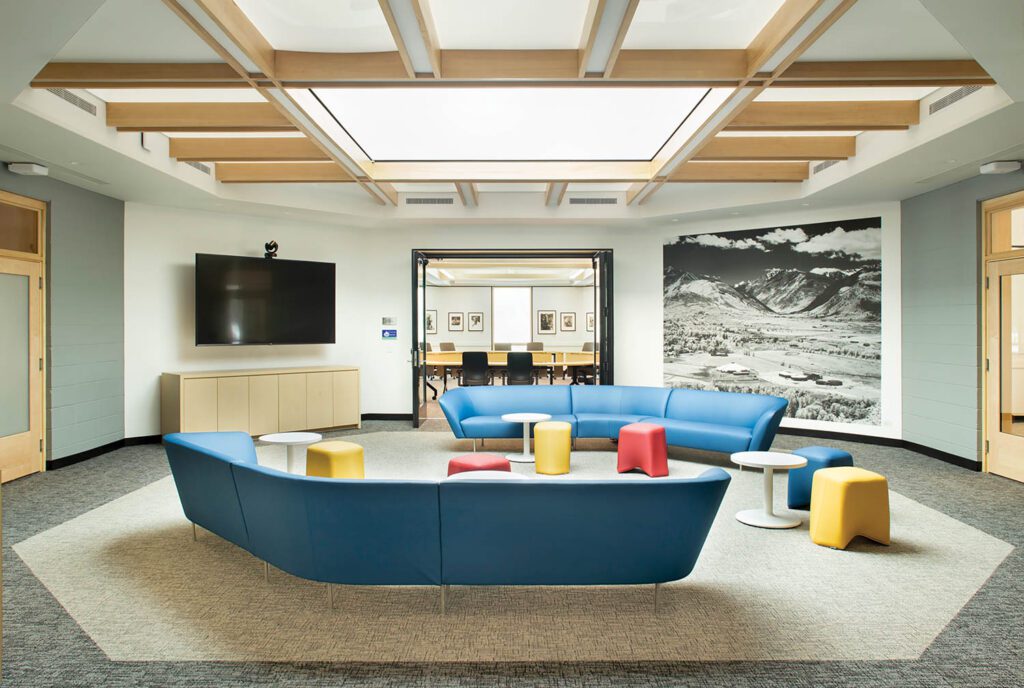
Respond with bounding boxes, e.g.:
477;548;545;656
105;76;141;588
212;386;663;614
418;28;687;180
726;100;920;131
777;59;993;84
412;0;442;78
377;1;417;78
31;62;246;86
455;182;479;207
168;137;328;162
106;102;296;132
694;136;855;161
545;182;569;207
440;50;579;80
368;161;653;183
216;162;351;183
275;50;408;81
667;161;809;182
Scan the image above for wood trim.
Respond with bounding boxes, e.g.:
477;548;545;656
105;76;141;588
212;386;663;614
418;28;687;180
726;100;920;131
779;59;992;83
412;0;442;78
168;137;328;162
455;182;479;206
746;0;824;78
0;190;46;263
189;0;276;77
377;1;417;78
667;161;809;182
440;50;579;80
610;50;748;81
545;182;569;206
32;62;245;85
603;0;641;77
577;0;605;78
106;102;296;132
695;135;855;160
275;50;408;81
215;162;352;183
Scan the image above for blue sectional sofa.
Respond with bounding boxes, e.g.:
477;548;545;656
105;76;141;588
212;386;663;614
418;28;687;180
439;385;788;454
163;432;731;595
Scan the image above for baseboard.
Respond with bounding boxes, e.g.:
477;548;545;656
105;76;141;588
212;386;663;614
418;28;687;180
46;439;126;470
777;427;981;472
125;435;161;446
362;413;413;421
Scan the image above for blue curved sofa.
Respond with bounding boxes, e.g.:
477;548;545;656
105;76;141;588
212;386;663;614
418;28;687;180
439;385;788;454
163;432;731;593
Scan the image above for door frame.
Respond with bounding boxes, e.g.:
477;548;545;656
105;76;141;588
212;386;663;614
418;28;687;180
0;189;47;480
981;188;1024;477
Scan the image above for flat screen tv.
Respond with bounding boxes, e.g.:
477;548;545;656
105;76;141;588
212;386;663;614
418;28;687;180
195;253;335;345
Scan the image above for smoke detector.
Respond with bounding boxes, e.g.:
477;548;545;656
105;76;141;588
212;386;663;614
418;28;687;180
980;161;1022;175
7;162;49;176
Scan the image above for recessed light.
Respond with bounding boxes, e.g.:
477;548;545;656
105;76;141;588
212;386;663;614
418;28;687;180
946;159;957;164
730;212;740;216
801;203;810;207
69;161;79;166
671;218;680;222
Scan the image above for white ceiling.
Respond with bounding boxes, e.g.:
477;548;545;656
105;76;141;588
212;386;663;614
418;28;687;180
623;0;785;49
88;88;266;103
801;0;972;61
427;261;595;287
307;86;710;161
55;0;222;62
233;0;397;53
429;0;591;50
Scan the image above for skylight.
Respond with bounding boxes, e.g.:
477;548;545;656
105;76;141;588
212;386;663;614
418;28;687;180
303;87;713;161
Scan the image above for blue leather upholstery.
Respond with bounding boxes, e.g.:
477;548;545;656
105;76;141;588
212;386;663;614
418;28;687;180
163;432;256;549
439;385;788;453
787;445;854;510
231;463;442;585
440;468;730;585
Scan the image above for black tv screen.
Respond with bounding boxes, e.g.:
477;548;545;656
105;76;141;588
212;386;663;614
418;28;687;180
195;253;335;345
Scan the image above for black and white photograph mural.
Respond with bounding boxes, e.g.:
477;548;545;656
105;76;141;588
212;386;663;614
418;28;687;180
664;217;882;426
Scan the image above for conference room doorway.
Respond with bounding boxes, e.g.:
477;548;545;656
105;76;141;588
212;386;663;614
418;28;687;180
411;249;613;428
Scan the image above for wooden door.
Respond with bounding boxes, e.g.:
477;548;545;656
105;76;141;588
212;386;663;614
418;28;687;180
986;257;1024;482
0;189;46;482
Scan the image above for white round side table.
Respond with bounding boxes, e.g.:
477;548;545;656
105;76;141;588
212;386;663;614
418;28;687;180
258;431;323;474
500;412;552;464
730;451;808;529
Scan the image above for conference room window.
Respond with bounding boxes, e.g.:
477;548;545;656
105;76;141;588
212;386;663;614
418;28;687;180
492;287;532;347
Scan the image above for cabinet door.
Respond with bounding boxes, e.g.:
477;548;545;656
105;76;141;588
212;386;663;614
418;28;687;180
182;378;218;432
306;372;334;429
332;370;360;427
216;376;250;432
278;373;307;432
249;375;279;436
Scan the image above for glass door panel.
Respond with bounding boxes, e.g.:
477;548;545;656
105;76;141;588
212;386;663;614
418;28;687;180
987;258;1024;482
0;273;29;437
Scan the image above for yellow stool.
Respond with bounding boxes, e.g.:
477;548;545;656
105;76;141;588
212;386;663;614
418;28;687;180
306;441;365;479
534;421;572;475
809;466;890;549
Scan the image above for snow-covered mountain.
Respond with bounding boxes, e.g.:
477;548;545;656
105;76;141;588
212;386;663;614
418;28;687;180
735;268;834;314
664;269;769;313
807;269;881;321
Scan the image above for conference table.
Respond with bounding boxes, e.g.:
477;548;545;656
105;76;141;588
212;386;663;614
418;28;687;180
422;351;599;398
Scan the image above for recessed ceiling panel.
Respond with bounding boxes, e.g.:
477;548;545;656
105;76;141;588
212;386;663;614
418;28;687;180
306;87;711;161
801;0;972;60
234;0;397;52
623;0;785;49
56;0;222;61
430;0;591;49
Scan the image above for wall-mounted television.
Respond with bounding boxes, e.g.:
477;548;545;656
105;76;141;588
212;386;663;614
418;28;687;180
195;253;336;345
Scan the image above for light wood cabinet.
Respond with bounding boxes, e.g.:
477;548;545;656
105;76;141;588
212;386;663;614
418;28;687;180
161;366;360;435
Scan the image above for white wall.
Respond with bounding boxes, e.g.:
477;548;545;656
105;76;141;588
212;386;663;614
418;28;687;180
123;202;663;437
425;286;491;349
532;287;596;348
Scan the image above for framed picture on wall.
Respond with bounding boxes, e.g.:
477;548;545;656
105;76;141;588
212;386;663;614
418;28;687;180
560;312;576;332
448;312;464;331
586;312;594;332
468;312;484;331
425;309;437;334
537;310;556;335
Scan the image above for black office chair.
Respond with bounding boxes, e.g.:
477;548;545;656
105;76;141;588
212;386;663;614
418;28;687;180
576;343;598;384
493;343;512;351
504;351;536;386
459;351;492;386
527;342;544;351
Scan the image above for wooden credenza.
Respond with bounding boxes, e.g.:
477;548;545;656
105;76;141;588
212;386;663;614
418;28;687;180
160;366;360;436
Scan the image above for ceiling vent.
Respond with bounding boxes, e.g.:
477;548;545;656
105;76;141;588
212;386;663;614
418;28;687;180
568;197;618;205
184;161;212;175
812;159;841;174
46;88;97;116
406;197;455;205
929;85;982;115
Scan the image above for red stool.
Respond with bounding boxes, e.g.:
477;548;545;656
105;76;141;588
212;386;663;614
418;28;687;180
617;423;669;477
447;453;512;477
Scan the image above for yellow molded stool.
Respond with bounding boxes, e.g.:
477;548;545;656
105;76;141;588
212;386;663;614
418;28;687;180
306;441;365;479
809;466;890;549
534;421;572;475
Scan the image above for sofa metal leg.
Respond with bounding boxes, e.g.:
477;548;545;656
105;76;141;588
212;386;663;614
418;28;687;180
654;583;661;613
440;585;446;614
264;561;270;582
192;522;197;541
328;583;334;609
472;439;477;452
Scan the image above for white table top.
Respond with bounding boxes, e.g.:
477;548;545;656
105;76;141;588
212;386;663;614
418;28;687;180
258;432;323;446
731;451;807;470
501;413;552;424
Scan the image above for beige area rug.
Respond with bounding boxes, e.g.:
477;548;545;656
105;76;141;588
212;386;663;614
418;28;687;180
13;432;1013;663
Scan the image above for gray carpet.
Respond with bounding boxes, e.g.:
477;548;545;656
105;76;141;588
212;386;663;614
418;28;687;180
2;422;1024;686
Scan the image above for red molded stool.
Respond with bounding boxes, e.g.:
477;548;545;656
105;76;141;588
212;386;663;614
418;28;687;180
617;423;669;477
447;453;512;477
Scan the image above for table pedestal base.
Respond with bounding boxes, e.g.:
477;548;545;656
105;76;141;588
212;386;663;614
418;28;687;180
735;509;801;529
